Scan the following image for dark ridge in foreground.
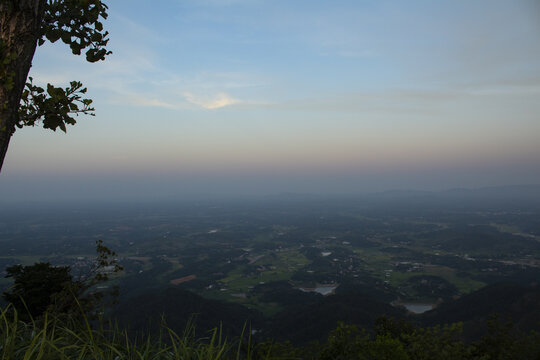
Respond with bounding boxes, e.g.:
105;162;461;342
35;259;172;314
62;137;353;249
114;282;540;345
114;287;264;338
264;292;406;344
419;283;540;340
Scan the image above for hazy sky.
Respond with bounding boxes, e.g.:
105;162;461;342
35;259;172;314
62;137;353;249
1;0;540;201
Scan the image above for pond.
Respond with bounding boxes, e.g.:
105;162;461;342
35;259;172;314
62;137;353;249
298;285;338;296
402;303;434;314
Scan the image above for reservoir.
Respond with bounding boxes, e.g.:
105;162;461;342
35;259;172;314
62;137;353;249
298;285;338;296
403;303;434;314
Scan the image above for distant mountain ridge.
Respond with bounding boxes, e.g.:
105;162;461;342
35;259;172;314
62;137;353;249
261;184;540;204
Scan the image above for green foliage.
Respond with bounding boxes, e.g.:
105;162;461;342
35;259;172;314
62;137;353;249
0;305;539;360
2;240;122;321
254;340;309;360
315;322;408;360
0;0;111;160
27;0;110;132
0;306;258;360
374;315;415;339
78;239;123;314
403;323;472;360
18;77;94;132
318;322;367;360
261;318;540;360
2;262;72;320
40;0;112;62
472;315;540;360
93;239;123;282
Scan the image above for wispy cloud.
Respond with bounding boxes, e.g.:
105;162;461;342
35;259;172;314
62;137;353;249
30;11;263;112
257;79;540;117
114;90;243;110
105;91;181;110
181;0;260;7
183;91;240;109
128;96;181;110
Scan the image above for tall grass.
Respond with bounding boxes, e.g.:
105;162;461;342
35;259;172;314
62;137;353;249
4;304;540;360
0;305;263;360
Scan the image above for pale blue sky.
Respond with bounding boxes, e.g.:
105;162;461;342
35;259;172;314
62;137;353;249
1;0;540;201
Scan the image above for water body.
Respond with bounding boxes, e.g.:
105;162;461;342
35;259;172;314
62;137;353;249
403;303;434;314
299;285;338;296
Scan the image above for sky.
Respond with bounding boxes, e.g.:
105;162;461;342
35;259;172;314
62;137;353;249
1;0;540;202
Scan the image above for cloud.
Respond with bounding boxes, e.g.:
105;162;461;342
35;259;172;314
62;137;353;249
129;96;180;110
255;78;540;119
182;91;240;109
181;0;260;7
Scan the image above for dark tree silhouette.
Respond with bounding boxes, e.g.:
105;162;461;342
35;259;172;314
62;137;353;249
0;0;111;172
3;262;71;319
2;240;122;319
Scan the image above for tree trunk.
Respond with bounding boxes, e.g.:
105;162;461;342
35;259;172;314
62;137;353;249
0;0;46;173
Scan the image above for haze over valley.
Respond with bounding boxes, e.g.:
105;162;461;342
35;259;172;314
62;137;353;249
1;0;539;353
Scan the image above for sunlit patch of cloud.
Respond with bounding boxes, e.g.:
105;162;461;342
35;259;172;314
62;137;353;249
182;91;240;109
